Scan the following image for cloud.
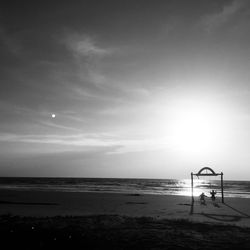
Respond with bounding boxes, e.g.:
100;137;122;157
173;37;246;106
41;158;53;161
0;132;170;155
0;133;116;147
107;138;169;155
202;0;246;32
64;33;111;58
59;31;116;91
39;121;83;133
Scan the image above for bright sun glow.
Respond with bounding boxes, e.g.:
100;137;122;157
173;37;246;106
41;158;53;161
164;98;228;157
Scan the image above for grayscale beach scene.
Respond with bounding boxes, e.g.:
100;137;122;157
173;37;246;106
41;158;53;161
1;0;250;249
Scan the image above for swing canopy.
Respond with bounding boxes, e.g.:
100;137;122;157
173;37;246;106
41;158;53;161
191;167;224;203
195;167;220;176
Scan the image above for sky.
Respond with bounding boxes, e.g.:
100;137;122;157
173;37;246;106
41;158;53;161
1;0;250;180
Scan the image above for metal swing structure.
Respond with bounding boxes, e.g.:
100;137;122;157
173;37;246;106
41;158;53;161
191;167;224;203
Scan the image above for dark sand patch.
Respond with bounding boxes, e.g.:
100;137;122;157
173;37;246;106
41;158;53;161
125;202;147;205
0;200;58;206
125;193;141;196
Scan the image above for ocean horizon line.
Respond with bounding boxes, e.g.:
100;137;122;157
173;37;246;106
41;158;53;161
0;176;249;182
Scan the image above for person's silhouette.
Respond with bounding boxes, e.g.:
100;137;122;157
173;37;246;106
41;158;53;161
199;192;207;205
210;190;216;201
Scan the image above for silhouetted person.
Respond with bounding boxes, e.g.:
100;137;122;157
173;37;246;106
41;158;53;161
199;192;207;205
210;190;216;201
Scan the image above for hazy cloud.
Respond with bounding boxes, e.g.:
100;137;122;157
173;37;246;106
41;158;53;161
0;132;171;155
64;33;111;58
0;133;118;147
202;0;247;32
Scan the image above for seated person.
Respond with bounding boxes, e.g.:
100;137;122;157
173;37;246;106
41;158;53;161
199;192;207;205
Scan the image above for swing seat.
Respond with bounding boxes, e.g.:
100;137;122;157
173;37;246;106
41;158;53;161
200;198;206;205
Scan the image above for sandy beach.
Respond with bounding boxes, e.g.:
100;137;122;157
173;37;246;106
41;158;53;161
1;190;250;249
0;190;249;227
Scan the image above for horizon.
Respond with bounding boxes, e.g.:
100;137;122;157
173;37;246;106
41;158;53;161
0;174;249;182
1;1;250;181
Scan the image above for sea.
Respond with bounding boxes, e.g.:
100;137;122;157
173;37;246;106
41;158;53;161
0;177;250;198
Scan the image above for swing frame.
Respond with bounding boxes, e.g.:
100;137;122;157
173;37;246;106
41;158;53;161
191;167;224;203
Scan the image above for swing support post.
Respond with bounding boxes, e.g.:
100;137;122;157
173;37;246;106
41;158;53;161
221;172;224;203
191;172;194;202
